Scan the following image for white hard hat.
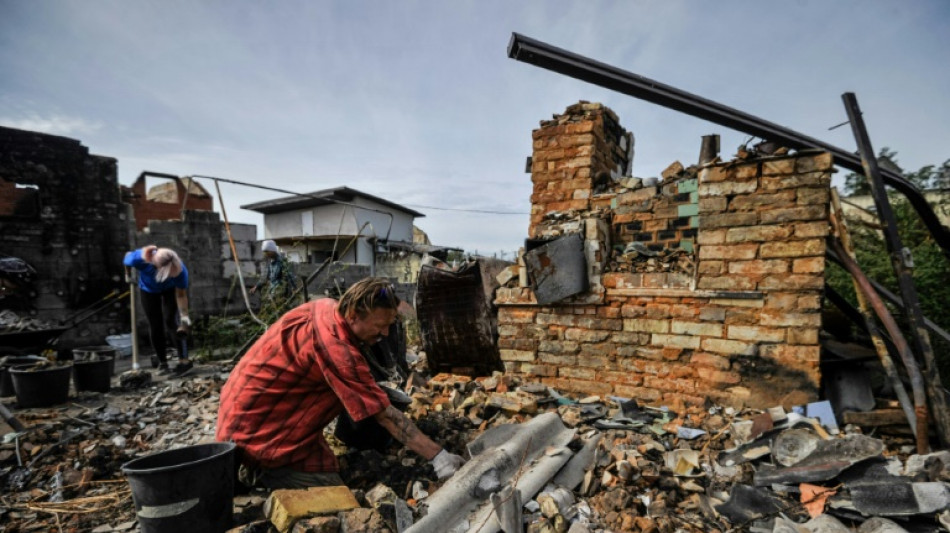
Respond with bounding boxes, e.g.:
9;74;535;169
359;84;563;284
262;240;278;253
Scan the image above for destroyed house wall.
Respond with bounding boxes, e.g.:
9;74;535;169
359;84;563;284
0;126;132;349
496;103;832;409
124;176;213;231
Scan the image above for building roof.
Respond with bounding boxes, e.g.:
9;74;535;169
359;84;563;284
240;186;425;217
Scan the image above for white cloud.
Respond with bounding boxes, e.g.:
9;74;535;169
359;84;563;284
0;114;103;137
1;0;947;254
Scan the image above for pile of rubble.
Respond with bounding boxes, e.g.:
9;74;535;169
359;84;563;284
1;362;948;533
609;246;694;275
0;309;55;334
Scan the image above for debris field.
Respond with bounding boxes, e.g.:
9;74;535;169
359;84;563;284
1;356;948;533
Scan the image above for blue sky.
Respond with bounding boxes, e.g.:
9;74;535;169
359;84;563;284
2;1;948;257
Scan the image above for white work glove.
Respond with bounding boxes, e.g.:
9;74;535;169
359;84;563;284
179;315;192;327
430;449;465;479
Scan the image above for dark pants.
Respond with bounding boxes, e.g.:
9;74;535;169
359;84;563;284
139;288;179;365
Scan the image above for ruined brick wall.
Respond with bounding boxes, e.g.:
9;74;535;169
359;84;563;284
496;103;831;409
125;176;213;231
0;126;132;349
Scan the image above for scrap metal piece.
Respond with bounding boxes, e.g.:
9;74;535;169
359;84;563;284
717;428;785;467
851;482;950;516
416;259;502;375
753;434;885;487
771;429;820;467
714;484;793;525
407;412;576;533
523;234;588;305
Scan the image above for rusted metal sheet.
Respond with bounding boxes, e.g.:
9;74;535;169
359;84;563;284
416;260;503;375
524;233;588;305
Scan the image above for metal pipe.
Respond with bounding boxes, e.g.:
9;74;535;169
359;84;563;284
842;93;950;449
867;277;950;344
506;33;950;255
830;239;929;453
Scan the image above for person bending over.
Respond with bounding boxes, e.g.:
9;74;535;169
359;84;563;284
216;277;464;489
123;245;193;376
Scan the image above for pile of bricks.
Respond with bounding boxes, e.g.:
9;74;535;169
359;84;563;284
497;102;833;409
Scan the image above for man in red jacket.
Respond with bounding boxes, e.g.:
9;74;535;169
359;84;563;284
216;277;464;489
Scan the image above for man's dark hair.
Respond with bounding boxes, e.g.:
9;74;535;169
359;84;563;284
337;277;400;318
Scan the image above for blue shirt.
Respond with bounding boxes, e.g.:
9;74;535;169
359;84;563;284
124;249;189;294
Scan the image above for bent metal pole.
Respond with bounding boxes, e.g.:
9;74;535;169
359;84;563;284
842;92;950;448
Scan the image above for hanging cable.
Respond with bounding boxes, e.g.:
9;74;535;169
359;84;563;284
214;180;267;327
191;175;395;244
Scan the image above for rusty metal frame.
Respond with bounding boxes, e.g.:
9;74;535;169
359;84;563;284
841;93;950;448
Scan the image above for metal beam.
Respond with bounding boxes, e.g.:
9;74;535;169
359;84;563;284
506;33;950;255
842;92;950;448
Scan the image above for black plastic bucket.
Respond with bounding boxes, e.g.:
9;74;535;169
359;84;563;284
122;442;236;533
0;355;46;397
10;362;72;408
72;354;113;393
73;346;118;376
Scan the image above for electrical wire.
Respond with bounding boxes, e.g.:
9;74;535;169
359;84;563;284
399;203;528;215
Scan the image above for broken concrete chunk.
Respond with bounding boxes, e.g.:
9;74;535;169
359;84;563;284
856;517;912;533
903;450;950;479
487;391;539;415
664;449;700;477
264;486;360;532
365;483;413;532
537;486;576;520
290;516;341;533
661;161;684;180
339;507;392;533
800;514;851;533
495;266;517;287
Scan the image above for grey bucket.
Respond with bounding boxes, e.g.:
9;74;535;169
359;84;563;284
121;442;236;533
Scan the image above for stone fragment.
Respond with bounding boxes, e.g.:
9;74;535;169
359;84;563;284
264;486;360;532
290;516;341;533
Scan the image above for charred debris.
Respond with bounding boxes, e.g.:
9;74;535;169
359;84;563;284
0;33;949;533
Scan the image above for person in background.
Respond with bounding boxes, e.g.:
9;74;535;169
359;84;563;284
249;239;297;300
216;277;465;489
123;245;193;376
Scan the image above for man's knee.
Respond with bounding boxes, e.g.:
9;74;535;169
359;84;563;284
240;464;344;490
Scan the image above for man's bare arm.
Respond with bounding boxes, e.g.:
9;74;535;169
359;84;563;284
373;405;442;460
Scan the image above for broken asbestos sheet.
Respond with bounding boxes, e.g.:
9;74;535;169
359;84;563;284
406;412;591;533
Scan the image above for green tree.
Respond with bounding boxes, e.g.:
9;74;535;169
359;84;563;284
830;151;950;377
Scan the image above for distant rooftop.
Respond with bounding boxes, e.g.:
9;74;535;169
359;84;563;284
241;186;424;217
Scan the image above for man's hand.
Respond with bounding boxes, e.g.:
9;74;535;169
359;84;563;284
249;286;257;295
178;315;192;334
430;449;465;479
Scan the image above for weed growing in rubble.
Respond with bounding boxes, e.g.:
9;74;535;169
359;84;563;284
190;279;301;361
